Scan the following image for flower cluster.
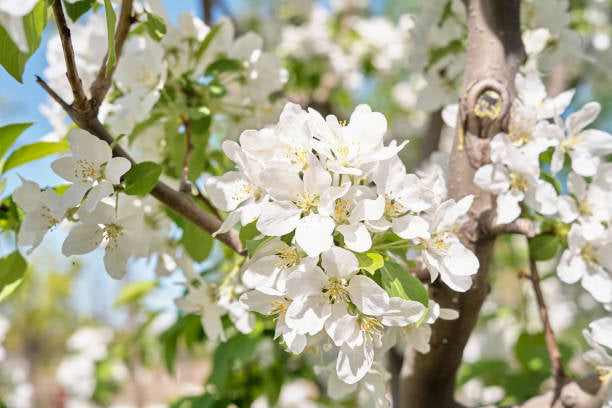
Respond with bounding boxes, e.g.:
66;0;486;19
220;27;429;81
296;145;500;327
13;129;147;279
470;72;612;306
192;102;478;398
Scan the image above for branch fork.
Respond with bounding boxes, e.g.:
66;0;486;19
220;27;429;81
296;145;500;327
37;0;244;255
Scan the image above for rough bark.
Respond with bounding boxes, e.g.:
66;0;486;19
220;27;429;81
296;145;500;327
400;1;525;407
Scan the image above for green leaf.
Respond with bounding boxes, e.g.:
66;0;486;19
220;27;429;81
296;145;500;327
128;113;163;143
208;80;226;98
515;332;573;372
160;318;184;373
355;252;384;274
539;171;562;195
63;0;97;22
0;122;32;158
195;23;222;59
0;178;6;196
528;235;559;261
208;333;257;389
0;251;27;302
2;141;69;173
0;1;47;82
380;260;429;307
205;58;244;76
114;281;157;307
457;359;508;387
103;0;117;77
143;10;167;41
239;221;259;247
123;161;161;195
181;221;213;262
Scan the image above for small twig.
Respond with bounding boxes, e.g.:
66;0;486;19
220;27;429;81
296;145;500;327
51;0;88;110
179;118;194;194
525;246;567;390
195;185;222;221
421;109;443;163
487;214;535;238
201;0;213;25
89;0;134;109
36;77;245;256
35;76;73;112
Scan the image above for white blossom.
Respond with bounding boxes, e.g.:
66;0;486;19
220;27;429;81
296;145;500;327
52;129;131;212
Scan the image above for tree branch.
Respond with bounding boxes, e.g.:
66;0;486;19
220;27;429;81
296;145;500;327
51;0;88;111
400;1;525;407
421;109;443;161
487;216;535;238
35;76;244;255
201;0;213;26
89;0;134;109
195;185;223;221
524;253;567;388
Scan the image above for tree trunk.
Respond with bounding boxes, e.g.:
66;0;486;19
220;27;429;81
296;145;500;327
398;1;525;407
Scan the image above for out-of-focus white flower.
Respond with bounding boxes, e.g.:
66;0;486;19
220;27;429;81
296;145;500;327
62;200;146;279
52;129;131;212
13;177;69;254
558;224;612;304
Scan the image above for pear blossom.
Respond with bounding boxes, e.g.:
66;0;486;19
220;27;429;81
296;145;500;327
474;133;557;225
557;224;612;304
240;238;316;291
217;286;255;335
514;71;574;122
205;140;268;235
557;172;611;240
257;153;349;257
582;318;612;404
283;246;424;383
332;186;385;253
13;177;69;254
61;201;146;279
550;102;612;177
369;155;433;235
240;287;307;354
174;262;226;342
51;129;131;212
239;102;312;172
415;196;480;292
325;362;391;407
307;105;408;176
382;300;459;354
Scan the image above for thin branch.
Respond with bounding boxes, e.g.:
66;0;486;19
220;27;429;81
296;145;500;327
89;0;135;109
488;216;535;238
36;77;245;256
201;0;213;25
525;250;567;389
195;185;223;221
180;118;194;194
51;0;88;110
35;75;72;112
421;109;443;162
